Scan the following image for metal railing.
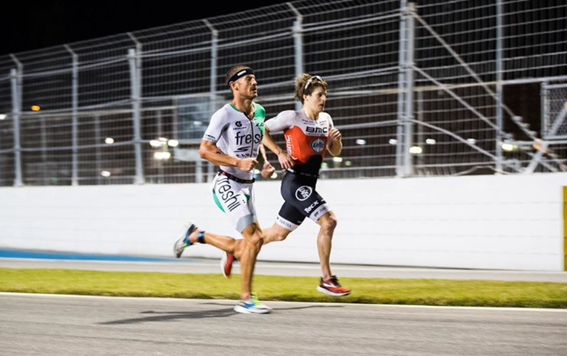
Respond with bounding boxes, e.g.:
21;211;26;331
0;0;566;186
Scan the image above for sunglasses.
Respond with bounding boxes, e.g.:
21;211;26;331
304;75;323;90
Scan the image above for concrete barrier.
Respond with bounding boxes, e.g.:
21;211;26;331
1;172;565;271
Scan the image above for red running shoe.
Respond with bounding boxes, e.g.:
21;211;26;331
220;252;235;278
317;275;351;297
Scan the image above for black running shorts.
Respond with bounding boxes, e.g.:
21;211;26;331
275;171;330;231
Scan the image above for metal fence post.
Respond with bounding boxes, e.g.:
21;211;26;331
128;48;145;184
93;113;102;184
40;117;48;184
396;1;416;177
495;0;504;173
541;82;548;138
204;19;218;183
289;3;304;112
416;90;424;170
403;2;416;177
128;33;143;99
10;54;23;113
156;109;164;184
396;0;408;177
10;68;23;187
65;45;79;186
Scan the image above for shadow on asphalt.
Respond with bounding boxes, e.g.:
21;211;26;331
100;304;343;325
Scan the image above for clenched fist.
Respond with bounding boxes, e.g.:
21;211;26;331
261;162;276;178
237;158;259;172
330;127;342;142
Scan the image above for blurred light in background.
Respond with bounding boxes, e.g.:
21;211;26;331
501;143;518;152
532;139;548;153
409;146;423;155
154;151;171;160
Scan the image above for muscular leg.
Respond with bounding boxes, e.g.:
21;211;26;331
231;211;338;282
262;223;292;244
232;200;303;254
315;211;338;281
231;223;291;260
187;229;239;254
238;221;264;301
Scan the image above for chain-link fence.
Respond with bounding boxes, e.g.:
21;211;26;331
0;0;566;186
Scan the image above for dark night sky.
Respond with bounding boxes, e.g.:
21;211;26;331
0;0;290;56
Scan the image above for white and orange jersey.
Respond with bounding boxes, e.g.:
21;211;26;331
265;110;334;174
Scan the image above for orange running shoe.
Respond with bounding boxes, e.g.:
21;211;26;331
317;275;351;296
220;252;235;278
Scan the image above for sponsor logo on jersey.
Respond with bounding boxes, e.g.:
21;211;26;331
306;126;329;135
233;131;261;158
235;131;261;145
310;138;326;153
233;121;246;130
285;135;293;157
216;175;241;212
295;186;313;201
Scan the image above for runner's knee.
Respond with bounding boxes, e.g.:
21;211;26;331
269;230;288;242
274;233;287;242
247;234;263;253
321;214;337;231
242;223;264;251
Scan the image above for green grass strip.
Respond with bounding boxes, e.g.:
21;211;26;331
1;268;566;309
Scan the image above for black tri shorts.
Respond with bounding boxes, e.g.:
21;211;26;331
275;170;330;231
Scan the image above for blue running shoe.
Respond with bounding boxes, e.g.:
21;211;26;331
173;222;198;258
234;293;272;314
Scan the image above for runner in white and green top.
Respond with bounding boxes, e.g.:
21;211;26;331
203;101;266;181
172;65;275;314
204;101;265;231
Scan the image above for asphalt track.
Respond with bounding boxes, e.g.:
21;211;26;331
1;293;566;356
1;249;566;355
